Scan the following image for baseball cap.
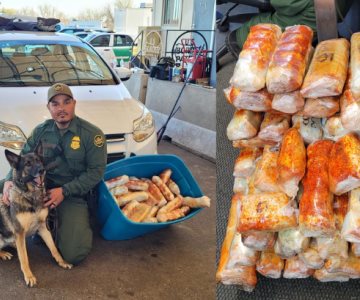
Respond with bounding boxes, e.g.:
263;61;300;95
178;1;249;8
47;83;73;103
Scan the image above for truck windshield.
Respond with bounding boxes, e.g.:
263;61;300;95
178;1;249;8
0;42;117;86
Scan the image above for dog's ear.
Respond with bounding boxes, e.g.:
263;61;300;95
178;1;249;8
34;141;43;158
5;149;20;169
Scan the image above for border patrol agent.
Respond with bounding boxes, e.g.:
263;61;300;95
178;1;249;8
3;83;107;265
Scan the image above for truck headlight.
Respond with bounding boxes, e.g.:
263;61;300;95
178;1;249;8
133;111;155;142
0;122;26;150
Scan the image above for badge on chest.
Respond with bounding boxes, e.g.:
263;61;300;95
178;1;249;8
70;136;81;150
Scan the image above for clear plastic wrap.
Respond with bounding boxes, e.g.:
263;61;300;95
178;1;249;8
313;268;350;282
242;231;276;251
256;250;284;279
226;232;260;267
237;192;298;232
274;228;310;258
277;128;306;197
226;86;273;112
266;25;313;94
298;239;324;269
230;24;282;92
299;140;336;237
253;145;281;193
341;188;360;243
291;115;323;145
258;112;291;143
316;232;349;260
233;148;262;178
233;177;249;194
325;253;360;278
216;195;258;291
302;96;339;118
232;136;278;149
329;133;360;195
340;89;360;131
283;255;314;279
322;115;351;141
226;110;262;141
350;32;360;99
272;91;305;114
300;38;350;98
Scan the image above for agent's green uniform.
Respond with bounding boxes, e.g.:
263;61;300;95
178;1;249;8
7;116;107;264
235;0;353;49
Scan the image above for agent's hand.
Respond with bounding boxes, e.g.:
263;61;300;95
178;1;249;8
2;181;14;206
44;187;65;209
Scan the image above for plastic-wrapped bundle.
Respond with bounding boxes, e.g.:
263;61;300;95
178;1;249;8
242;231;276;251
313;268;350;282
298;239;324;269
299;140;335;237
233;177;249;194
342;188;360;243
226;232;260;267
329;133;360;195
322;115;350;142
105;175;129;189
311;194;348;260
274;228;310;258
317;232;349;260
340;89;360;131
291;115;323;145
257;112;291;143
233;148;262;178
283;255;314;279
225;86;273;112
230;23;282;92
226;110;262;141
325;253;360;278
237;192;298;232
300;38;349;98
277;128;306;198
266;25;313;94
216;195;258;291
256;250;284;279
233;136;278;149
302;96;339;118
253;145;281;193
350;32;360;98
272;91;305;114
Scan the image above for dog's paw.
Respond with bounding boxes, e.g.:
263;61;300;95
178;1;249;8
0;251;13;260
24;273;37;287
58;261;73;270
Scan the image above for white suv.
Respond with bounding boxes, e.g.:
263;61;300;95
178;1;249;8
0;31;157;177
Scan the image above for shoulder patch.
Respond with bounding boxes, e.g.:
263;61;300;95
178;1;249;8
94;135;104;147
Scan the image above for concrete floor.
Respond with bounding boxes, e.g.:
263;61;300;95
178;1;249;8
0;141;215;299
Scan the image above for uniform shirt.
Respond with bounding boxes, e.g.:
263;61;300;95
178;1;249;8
7;116;107;199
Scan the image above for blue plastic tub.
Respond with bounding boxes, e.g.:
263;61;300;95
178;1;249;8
97;154;204;240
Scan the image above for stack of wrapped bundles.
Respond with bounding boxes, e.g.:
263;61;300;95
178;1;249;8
217;23;360;292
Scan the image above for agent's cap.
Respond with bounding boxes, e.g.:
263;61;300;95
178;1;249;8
47;83;73;103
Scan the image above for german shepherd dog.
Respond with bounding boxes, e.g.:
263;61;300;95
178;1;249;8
1;146;72;287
